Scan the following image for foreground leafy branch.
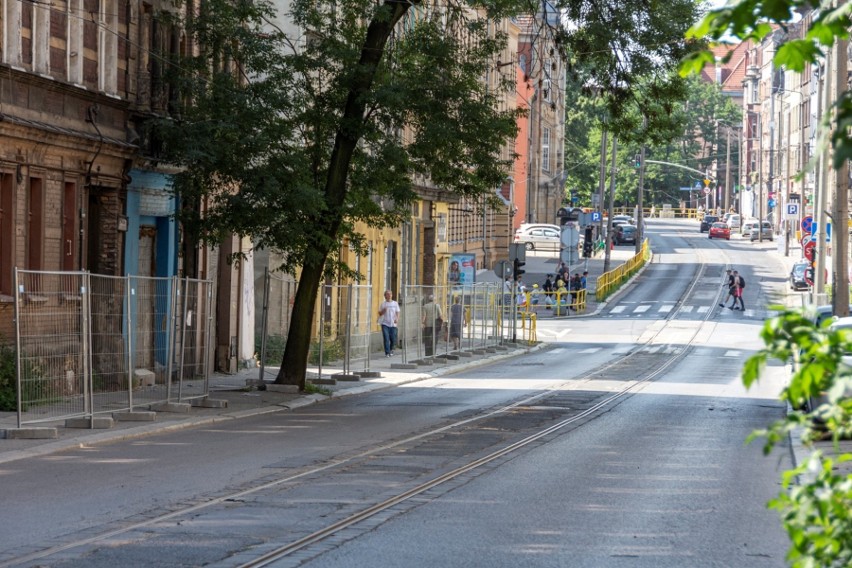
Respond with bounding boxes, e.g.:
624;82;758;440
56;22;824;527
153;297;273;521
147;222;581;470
742;308;852;567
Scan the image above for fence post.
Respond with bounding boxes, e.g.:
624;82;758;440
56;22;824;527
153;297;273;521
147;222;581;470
13;269;22;428
126;275;134;410
343;284;353;375
83;271;94;425
259;268;270;383
166;275;178;400
318;286;325;381
177;277;190;401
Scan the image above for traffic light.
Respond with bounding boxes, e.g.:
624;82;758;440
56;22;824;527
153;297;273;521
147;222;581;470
513;257;525;280
583;226;594;258
634;154;641;168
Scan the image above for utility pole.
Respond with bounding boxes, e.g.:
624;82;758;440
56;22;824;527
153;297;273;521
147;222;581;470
635;116;647;254
597;129;608;251
768;71;776;239
833;35;848;316
604;136;617;273
724;128;732;213
758;111;764;242
814;47;831;297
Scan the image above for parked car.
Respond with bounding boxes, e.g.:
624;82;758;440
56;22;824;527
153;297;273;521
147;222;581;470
699;215;719;232
740;218;760;236
514;225;561;251
748;221;774;241
615;224;637;245
708;222;731;240
790;261;810;290
807;316;852;415
726;214;741;229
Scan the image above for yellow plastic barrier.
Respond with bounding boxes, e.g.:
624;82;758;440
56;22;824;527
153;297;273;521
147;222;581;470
596;239;651;302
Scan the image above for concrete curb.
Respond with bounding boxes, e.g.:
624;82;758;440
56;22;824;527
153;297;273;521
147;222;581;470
0;342;541;465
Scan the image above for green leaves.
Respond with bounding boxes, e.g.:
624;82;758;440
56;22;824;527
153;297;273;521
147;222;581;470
743;308;852;566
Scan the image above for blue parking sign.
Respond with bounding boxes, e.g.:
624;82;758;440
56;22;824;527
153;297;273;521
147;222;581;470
591;212;601;222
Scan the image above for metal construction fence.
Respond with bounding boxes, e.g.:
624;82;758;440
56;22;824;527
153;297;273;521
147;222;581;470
399;283;504;363
14;269;214;426
257;273;373;382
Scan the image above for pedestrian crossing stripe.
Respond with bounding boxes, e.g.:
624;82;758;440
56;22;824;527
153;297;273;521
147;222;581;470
606;304;754;316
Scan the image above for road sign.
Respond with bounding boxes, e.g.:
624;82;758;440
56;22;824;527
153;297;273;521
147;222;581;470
804;241;816;262
591;211;601;222
493;260;512;279
785;203;799;219
561;225;579;247
801;215;813;234
811;221;832;242
702;187;711;195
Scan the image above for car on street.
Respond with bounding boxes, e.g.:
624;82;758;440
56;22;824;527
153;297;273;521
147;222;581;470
748;221;774;241
726;214;741;229
513;225;561;251
740;218;759;236
611;215;635;230
790;261;810;290
806;316;852;415
708;222;731;240
615;224;637;245
699;215;719;232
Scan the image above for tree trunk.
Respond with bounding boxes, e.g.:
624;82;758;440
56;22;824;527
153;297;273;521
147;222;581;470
276;0;414;389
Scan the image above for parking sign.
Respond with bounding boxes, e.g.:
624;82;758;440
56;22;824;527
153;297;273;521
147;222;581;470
785;203;799;219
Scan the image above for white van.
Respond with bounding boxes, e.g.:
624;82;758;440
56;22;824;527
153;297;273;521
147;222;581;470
726;214;741;229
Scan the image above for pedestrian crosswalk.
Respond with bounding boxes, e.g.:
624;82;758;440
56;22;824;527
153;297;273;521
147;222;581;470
540;344;746;356
607;303;753;317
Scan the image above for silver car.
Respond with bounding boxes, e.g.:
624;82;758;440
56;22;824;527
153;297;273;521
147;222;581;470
748;221;774;241
513;226;561;251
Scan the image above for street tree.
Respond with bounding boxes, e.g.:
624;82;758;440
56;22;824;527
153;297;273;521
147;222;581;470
157;0;702;388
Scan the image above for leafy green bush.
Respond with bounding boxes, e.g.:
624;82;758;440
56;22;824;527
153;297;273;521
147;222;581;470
744;308;852;567
0;342;18;411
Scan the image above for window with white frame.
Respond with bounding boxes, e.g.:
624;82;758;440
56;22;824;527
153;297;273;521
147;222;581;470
3;0;23;66
99;0;118;94
542;127;551;173
67;0;84;84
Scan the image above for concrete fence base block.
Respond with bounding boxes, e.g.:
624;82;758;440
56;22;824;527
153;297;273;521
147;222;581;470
441;354;460;361
244;379;266;387
455;351;473;357
413;358;433;366
309;378;337;385
484;348;498;353
390;363;417;370
3;427;59;439
134;369;156;387
191;397;229;409
356;371;382;378
65;416;114;429
493;345;510;351
266;384;300;394
469;349;487;355
332;373;361;382
113;411;157;422
149;402;192;413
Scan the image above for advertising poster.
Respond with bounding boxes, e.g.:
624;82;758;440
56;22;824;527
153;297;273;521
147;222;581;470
448;254;476;285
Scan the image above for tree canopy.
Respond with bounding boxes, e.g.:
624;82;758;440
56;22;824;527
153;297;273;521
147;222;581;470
156;0;702;385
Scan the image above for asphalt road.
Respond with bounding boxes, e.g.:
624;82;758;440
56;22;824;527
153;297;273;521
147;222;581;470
0;219;795;567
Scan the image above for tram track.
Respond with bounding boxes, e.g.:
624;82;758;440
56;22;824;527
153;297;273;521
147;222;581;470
2;243;731;568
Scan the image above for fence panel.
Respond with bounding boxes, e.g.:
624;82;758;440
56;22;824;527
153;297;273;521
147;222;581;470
174;278;214;402
15;270;89;426
89;274;132;414
401;283;502;365
127;275;175;408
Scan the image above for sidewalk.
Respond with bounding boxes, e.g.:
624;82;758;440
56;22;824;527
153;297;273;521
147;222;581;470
0;342;543;465
0;246;641;463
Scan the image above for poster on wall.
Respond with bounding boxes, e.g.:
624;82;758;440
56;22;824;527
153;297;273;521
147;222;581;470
449;254;476;285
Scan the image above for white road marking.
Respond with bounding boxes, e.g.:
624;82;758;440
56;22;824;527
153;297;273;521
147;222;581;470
697;306;710;314
611;306;626;314
658;305;674;313
579;347;602;354
680;305;694;313
724;350;741;357
634;305;651;313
